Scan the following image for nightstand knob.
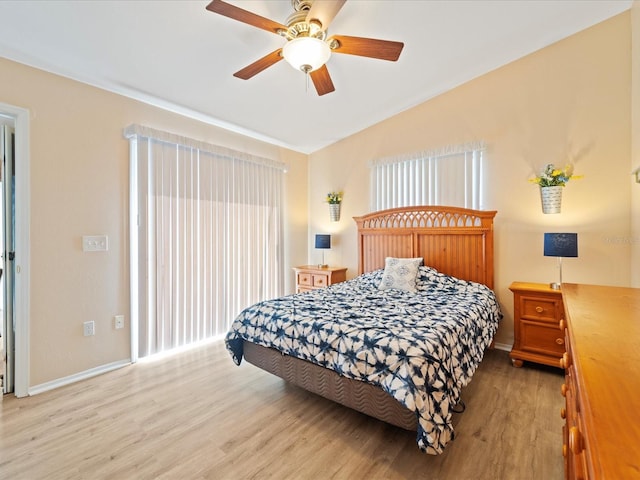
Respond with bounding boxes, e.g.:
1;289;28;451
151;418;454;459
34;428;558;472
559;319;565;331
560;407;566;419
556;338;564;345
561;383;568;397
535;306;544;313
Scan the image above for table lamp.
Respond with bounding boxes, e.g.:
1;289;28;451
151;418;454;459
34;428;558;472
543;233;578;290
315;234;331;268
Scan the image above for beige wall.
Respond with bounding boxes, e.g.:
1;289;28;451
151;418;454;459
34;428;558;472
309;12;632;347
0;57;308;387
1;7;635;389
632;1;640;287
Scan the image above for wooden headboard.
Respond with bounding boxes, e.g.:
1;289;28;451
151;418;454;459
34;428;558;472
353;206;497;289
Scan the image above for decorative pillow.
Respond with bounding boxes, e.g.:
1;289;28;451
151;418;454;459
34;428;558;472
378;257;423;293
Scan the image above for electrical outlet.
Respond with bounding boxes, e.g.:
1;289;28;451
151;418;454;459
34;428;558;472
83;321;95;336
114;315;124;329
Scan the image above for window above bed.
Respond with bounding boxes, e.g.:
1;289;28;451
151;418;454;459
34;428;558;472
369;142;485;211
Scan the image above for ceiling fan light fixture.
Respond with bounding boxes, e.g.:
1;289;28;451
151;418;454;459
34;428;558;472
282;36;331;73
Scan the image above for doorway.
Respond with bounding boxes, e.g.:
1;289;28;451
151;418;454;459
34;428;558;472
0;120;15;393
0;102;29;398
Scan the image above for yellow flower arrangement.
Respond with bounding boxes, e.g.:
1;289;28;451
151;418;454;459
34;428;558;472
530;164;582;187
326;191;343;204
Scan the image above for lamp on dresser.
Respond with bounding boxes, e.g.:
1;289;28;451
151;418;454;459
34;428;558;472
543;232;578;290
315;234;331;268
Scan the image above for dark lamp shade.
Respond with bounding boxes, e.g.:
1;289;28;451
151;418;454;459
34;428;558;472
315;234;331;249
544;233;578;258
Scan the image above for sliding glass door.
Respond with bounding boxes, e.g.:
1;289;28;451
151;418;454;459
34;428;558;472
126;126;285;359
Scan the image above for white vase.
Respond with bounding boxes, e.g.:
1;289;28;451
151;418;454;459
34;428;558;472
540;186;563;214
329;203;341;221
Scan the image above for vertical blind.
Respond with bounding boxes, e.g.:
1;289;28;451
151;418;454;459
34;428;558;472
370;143;485;211
125;125;285;359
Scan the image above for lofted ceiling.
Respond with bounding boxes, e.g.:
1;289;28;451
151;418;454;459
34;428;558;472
0;0;632;154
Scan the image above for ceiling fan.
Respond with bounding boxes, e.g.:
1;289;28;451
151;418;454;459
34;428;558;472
205;0;404;96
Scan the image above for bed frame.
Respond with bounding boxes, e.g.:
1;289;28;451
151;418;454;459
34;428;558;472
243;206;497;431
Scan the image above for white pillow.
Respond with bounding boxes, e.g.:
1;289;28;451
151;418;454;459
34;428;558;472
378;257;423;293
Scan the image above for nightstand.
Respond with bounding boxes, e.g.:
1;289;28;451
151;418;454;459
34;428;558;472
509;281;565;368
293;265;347;293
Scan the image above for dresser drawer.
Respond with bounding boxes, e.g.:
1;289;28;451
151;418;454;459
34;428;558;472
521;296;561;323
564;366;589;479
520;321;565;358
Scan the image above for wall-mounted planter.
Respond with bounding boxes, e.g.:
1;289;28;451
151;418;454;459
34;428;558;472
540;186;563;214
329;203;341;221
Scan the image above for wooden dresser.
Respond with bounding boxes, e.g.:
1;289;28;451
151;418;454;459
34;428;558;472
509;282;565;368
561;283;640;480
293;265;347;293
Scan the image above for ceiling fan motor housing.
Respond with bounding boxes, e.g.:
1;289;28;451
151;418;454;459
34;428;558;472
283;0;326;41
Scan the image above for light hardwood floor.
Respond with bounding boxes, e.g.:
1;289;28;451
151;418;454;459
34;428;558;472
0;341;564;479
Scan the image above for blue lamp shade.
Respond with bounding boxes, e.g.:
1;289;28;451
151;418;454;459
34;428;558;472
544;233;578;258
315;234;331;249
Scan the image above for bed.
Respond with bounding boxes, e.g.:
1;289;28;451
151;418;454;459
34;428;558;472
225;205;501;454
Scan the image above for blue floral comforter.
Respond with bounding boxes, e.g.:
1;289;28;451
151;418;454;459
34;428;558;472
225;266;502;454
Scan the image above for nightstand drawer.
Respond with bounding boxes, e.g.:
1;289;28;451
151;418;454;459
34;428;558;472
297;273;312;286
312;274;329;287
293;266;347;293
521;296;560;323
520;321;565;358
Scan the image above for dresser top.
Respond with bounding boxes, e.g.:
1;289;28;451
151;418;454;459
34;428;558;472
561;283;640;479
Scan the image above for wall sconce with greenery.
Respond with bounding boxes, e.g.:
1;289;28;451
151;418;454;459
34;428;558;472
530;164;581;214
326;191;343;221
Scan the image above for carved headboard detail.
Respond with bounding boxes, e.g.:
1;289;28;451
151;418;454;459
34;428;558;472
353;206;497;289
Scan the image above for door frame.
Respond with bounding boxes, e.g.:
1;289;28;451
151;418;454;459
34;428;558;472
0;102;30;398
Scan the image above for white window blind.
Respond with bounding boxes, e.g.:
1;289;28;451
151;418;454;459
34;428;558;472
370;143;485;211
125;125;285;359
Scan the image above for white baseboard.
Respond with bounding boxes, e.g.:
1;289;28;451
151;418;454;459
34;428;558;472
28;359;131;396
493;342;511;352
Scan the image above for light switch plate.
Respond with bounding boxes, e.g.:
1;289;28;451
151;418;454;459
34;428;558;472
83;321;95;336
82;235;108;252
